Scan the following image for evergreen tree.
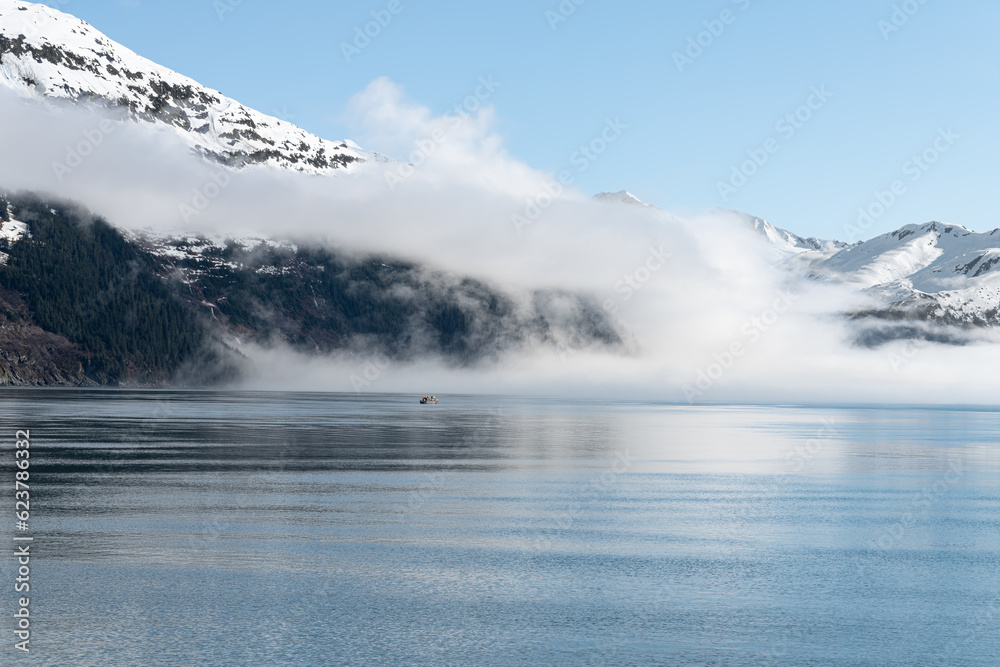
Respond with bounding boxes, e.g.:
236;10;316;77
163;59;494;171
0;197;217;384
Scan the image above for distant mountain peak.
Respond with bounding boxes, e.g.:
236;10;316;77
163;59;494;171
710;207;848;254
0;0;378;172
593;190;649;207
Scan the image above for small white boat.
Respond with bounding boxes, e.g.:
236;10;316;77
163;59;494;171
420;396;439;405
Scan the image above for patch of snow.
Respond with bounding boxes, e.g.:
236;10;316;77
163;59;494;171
0;218;29;244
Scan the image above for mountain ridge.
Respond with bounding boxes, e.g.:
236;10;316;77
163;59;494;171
0;0;382;172
1;0;999;385
594;191;1000;336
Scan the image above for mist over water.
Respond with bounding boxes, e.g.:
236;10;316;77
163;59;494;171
3;86;1000;402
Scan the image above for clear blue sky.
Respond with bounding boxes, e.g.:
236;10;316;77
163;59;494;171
61;0;999;240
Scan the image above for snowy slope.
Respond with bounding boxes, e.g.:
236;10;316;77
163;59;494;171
0;200;28;265
0;0;379;172
814;222;1000;325
818;223;1000;292
718;208;1000;331
703;207;850;277
0;217;27;244
717;208;848;255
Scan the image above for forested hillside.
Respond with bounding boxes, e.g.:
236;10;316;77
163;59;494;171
0;196;235;385
0;193;623;386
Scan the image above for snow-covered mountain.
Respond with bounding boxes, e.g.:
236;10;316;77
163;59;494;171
0;0;378;172
726;213;1000;336
711;208;849;255
4;0;1000;353
812;222;1000;327
592;193;1000;334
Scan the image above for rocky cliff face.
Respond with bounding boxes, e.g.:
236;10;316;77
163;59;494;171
0;288;90;386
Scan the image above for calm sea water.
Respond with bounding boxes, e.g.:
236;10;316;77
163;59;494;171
1;391;999;665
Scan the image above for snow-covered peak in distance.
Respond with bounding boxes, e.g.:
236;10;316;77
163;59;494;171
702;209;1000;333
593;190;651;207
0;0;380;173
710;207;849;255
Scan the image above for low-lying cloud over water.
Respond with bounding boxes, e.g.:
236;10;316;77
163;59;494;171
3;84;1000;404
